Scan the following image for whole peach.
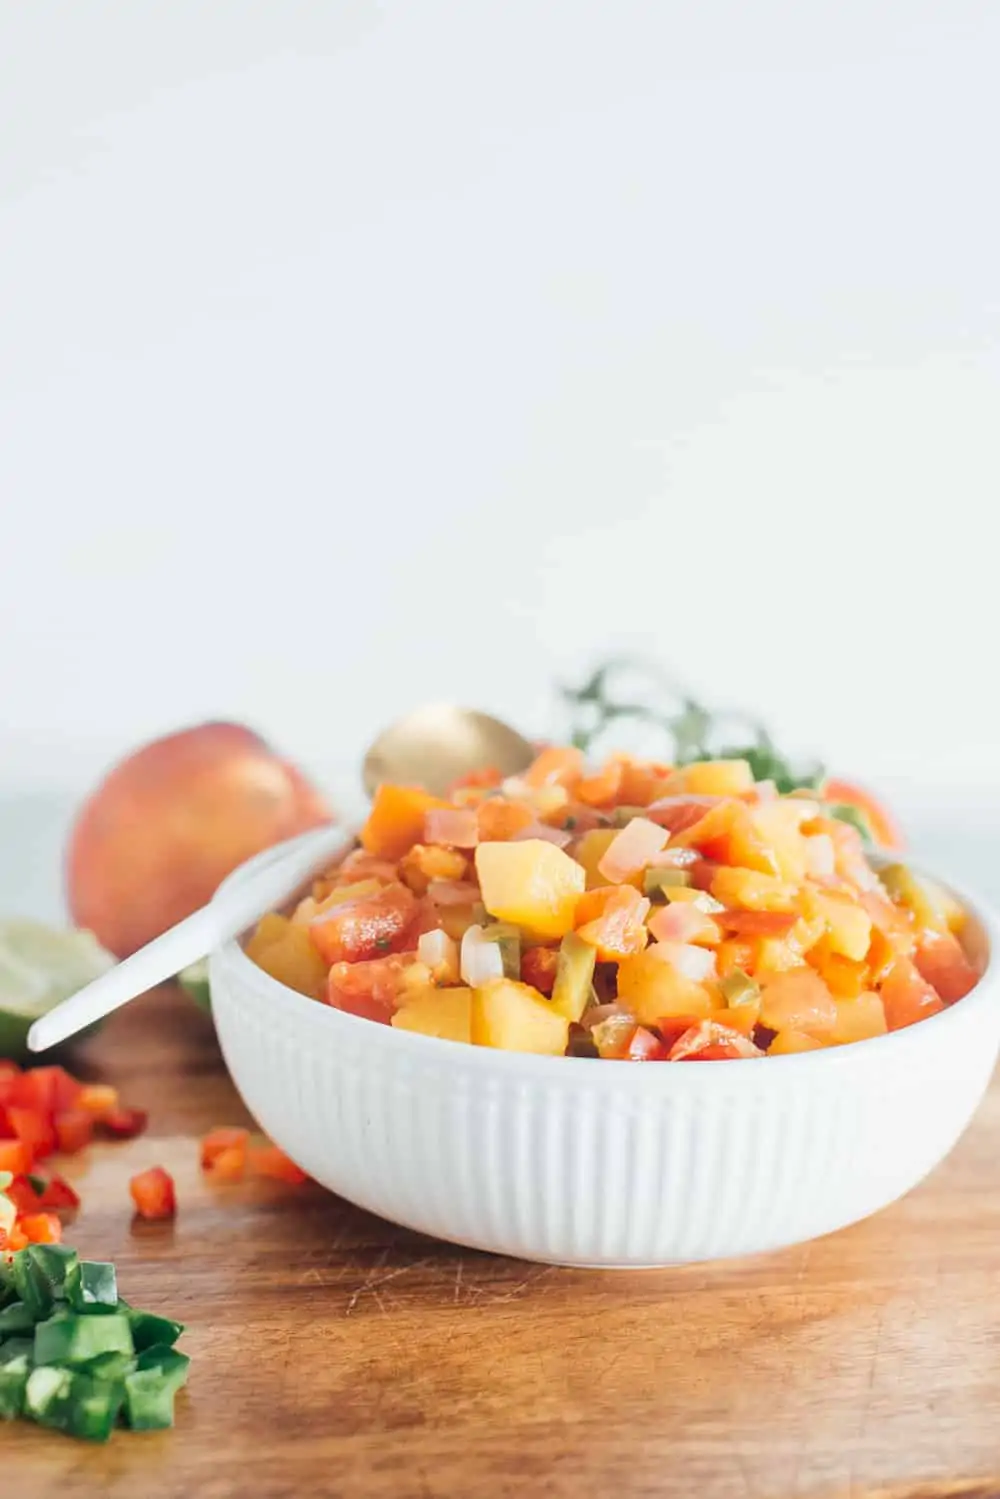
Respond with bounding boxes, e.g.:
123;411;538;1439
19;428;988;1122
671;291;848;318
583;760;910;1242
66;722;334;957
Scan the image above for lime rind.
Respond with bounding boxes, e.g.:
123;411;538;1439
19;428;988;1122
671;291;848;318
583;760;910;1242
0;920;116;1058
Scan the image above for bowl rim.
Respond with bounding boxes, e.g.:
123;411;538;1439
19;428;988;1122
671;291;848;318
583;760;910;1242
212;838;1000;1083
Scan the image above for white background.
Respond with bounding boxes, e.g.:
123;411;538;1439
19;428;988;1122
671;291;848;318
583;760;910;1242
2;2;998;915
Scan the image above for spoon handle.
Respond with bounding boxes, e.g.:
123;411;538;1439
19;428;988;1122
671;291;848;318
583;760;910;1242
28;824;349;1053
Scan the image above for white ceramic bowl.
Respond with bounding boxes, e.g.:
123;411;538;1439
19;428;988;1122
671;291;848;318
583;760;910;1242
209;849;1000;1267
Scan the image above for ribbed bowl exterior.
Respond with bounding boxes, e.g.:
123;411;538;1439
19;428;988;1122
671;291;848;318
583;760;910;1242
209;869;1000;1266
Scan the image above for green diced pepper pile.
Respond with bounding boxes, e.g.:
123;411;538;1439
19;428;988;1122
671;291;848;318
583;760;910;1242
0;1220;189;1442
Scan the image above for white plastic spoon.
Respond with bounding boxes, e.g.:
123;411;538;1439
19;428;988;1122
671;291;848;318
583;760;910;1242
26;823;350;1053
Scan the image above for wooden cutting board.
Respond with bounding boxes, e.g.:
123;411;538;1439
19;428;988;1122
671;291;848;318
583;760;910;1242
11;983;1000;1499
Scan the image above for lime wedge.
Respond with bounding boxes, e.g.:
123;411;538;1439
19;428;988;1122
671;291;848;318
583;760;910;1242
178;958;211;1013
0;920;116;1060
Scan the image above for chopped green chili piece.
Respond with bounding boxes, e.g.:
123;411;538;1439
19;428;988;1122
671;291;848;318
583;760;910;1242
643;867;692;897
0;1353;31;1419
826;802;874;843
720;969;760;1008
28;1243;78;1297
12;1250;54;1320
34;1311;134;1367
480;923;521;980
65;1259;118;1312
76;1350;134;1383
128;1310;183;1351
550;933;597;1023
123;1348;190;1432
0;1300;37;1335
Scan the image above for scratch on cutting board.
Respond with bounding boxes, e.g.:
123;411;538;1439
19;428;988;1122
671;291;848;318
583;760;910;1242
344;1253;434;1316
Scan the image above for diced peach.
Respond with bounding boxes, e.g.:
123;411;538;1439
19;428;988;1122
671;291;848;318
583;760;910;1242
572;828;621;889
710;867;800;913
758;968;836;1036
669;1021;763;1060
361;785;447;861
830;993;887;1045
750;801;814;882
804;890;872;961
768;1029;824;1055
471;978;569;1054
616;946;714;1026
247;918;329;999
678;760;755;796
392;987;473;1044
475;840;585;939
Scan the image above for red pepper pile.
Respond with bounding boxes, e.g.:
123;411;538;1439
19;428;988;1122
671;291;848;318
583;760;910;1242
0;1060;147;1249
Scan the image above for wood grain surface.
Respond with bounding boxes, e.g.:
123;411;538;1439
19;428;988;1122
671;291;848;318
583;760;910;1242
9;983;1000;1499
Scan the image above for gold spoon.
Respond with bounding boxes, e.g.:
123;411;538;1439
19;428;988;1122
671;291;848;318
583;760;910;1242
362;704;535;798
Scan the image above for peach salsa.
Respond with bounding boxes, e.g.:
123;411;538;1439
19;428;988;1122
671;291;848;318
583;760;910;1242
244;749;982;1062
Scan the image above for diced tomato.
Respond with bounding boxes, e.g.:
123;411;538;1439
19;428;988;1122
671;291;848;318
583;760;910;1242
645;795;724;836
6;1066;81;1115
326;952;416;1023
201;1126;250;1172
7;1108;57;1160
626;1026;668;1061
520;946;560;996
0;1140;32;1175
100;1106;148;1139
6;1174;42;1214
668;1020;763;1061
54;1110;95;1155
76;1084;120;1118
716;910;798;937
129;1166;176;1220
308;881;417;965
0;1224;28;1251
38;1175;81;1212
575;885;651;961
247;1144;308;1184
881;957;945;1031
913;930;980;1003
20;1212;62;1244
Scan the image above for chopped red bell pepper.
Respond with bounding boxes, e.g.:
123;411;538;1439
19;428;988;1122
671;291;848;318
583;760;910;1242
76;1083;119;1118
7;1107;58;1160
129;1166;176;1220
247;1145;308;1184
38;1174;81;1211
6;1174;42;1214
0;1140;33;1175
200;1126;249;1173
54;1109;95;1155
19;1211;62;1244
101;1106;148;1139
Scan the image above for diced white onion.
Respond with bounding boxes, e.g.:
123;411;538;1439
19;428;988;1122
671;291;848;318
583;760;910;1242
804;833;836;879
597;816;668;884
512;821;572;848
460;925;505;986
417;929;460;982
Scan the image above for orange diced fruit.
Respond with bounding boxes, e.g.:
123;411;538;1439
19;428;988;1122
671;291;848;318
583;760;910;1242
710;867;800;912
392;986;474;1044
360;784;447;861
913;930;980;1003
758;968;836;1036
830;993;887;1045
475;841;585;939
616;946;714;1026
679;760;755;796
768;1029;825;1055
